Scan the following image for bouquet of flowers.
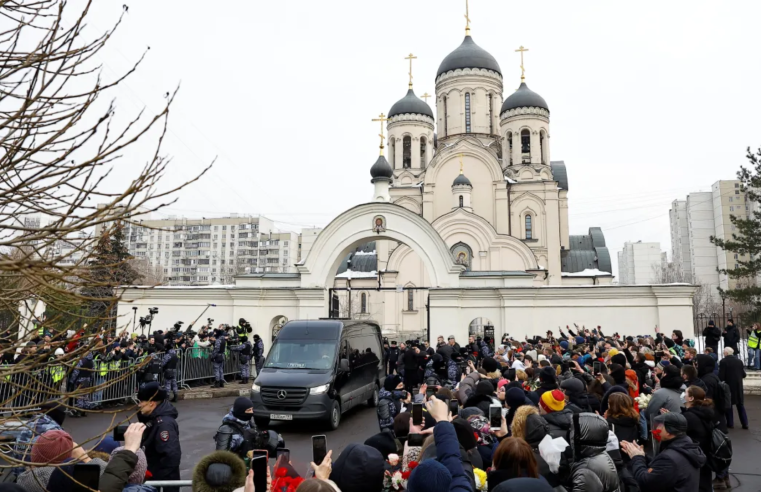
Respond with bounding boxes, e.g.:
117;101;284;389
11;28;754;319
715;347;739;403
384;459;418;491
635;393;651;409
474;468;487;491
272;467;304;492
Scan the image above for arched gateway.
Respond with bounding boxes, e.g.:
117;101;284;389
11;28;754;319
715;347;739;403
297;202;464;289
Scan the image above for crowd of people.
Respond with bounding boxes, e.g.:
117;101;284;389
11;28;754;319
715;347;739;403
2;322;755;492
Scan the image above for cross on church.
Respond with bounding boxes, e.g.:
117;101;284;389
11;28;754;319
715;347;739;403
405;53;417;89
515;45;529;82
464;0;471;35
422;93;432;103
372;113;388;155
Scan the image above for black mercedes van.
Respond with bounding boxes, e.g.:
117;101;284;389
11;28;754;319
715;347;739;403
250;320;385;429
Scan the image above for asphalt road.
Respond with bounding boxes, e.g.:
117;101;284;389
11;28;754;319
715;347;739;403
64;394;380;480
63;395;761;490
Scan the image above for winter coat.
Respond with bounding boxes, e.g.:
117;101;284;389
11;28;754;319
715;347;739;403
99;450;158;492
569;413;620;492
377;388;404;431
682;405;715;492
433;421;474;492
136;400;181;481
19;459;108;492
543;408;574;442
696;354;727;431
646;370;684;419
523;414;566;488
214;411;255;457
419;439;477;492
722;324;740;352
703;324;722;348
719;354;746;406
530;381;559;401
684;377;707;393
606;415;639;461
463;393;497;416
456;371;481;404
192;450;247;492
629;435;706;492
630;362;649;389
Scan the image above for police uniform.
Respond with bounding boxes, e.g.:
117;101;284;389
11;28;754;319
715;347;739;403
252;335;265;375
69;352;94;415
137;383;181;492
230;337;252;384
211;332;227;387
162;348;179;401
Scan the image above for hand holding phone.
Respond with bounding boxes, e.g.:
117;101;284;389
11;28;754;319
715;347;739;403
412;403;423;426
251;455;268;492
312;435;327;468
489;404;502;428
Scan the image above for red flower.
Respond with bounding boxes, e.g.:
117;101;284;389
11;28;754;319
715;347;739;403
408;461;418;470
401;471;411;480
275;467;288;478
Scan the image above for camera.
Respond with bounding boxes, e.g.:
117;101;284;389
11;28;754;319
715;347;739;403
173;321;184;331
149;307;159;315
207;318;214;325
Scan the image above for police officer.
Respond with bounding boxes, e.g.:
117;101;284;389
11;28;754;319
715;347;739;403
162;344;179;402
68;349;94;417
137;382;181;492
211;329;227;388
230;336;252;384
140;350;162;388
235;318;253;340
386;341;400;375
252;334;264;376
214;396;256;458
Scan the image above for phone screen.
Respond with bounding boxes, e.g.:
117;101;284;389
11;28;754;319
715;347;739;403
113;424;128;442
252;456;268;492
489;405;502;428
593;361;601;375
253;449;269;461
448;400;459;417
276;448;290;462
72;463;100;492
412;403;423;425
408;433;424;446
312;435;327;465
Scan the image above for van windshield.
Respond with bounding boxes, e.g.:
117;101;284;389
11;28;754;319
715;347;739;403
264;340;336;370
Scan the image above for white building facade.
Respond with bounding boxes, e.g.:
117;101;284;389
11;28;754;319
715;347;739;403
617;241;665;285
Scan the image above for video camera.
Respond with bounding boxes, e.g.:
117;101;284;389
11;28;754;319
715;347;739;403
139;307;159;328
173;321;184;331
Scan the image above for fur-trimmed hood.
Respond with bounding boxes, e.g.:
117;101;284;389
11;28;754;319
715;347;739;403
192;450;247;492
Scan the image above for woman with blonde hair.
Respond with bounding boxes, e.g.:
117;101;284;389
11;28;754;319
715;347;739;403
510;405;539;440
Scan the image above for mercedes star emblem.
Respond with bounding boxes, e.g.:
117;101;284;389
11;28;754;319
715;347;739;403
277;390;287;400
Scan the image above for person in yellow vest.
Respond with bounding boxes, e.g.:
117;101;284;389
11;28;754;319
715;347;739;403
49;348;66;393
748;323;761;370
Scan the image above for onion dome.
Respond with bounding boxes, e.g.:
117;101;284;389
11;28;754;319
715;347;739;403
452;172;472;187
437;35;501;78
388;89;434;118
370;154;393;180
501;82;549;114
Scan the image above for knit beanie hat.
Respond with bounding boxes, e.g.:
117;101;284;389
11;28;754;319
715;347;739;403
364;431;398;459
539;366;557;385
608;348;619;357
560;377;584;397
31;430;73;464
94;435;120;455
111;447;148;484
459;407;484;420
451;418;478;449
505;387;526;409
497;379;510;391
475;380;495;396
575;336;586;345
482;357;499;374
609;363;626;385
539;390;566;413
559;341;569;350
611;353;627;367
407;459;452;492
384;374;402;391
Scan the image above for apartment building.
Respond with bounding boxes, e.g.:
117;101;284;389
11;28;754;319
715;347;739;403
617;241;665;284
670;180;748;297
123;214;300;285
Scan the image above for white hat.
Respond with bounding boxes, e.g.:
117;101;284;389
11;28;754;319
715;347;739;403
538;354;547;361
54;348;64;356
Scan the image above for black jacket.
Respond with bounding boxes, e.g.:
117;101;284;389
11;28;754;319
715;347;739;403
719;354;746;405
402;349;419;370
682;405;715;492
137;400;181;480
722;324;740;351
386;347;400;363
542;408;573;442
629;435;707;492
702;325;721;348
606;415;639;459
214;412;255;457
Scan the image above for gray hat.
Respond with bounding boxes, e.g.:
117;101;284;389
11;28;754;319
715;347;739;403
653;412;688;436
448;335;455;340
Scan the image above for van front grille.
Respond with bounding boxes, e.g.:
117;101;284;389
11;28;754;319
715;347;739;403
261;387;308;406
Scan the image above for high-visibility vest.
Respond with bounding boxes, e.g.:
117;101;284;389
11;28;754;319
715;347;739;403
109;360;121;372
50;364;65;383
749;331;760;349
94;356;108;377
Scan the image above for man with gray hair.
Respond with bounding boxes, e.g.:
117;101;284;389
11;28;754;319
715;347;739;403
719;346;748;430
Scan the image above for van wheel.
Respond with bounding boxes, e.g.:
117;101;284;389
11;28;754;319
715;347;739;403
327;400;341;430
254;416;270;427
367;385;379;407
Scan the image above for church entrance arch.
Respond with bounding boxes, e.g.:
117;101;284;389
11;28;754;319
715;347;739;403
270;315;288;342
297;203;464;290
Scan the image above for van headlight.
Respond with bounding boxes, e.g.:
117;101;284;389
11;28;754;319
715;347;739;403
251;383;261;393
310;384;330;395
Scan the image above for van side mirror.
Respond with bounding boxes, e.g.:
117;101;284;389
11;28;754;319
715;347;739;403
339;359;350;372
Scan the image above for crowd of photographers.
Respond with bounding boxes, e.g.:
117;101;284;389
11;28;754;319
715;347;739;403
3;322;756;492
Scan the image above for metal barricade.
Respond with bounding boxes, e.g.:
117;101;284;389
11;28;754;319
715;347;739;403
145;480;193;491
91;359;139;406
179;346;214;389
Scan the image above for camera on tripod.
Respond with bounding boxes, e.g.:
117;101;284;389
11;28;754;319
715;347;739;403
173;321;184;331
207;317;214;326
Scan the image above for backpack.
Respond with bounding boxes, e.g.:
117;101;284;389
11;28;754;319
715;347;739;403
716;381;732;413
707;425;733;472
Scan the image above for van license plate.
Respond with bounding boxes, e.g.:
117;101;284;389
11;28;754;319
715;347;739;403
270;414;292;420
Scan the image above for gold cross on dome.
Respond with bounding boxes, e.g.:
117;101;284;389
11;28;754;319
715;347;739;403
464;0;471;35
405;53;417;89
422;92;432;103
372;113;389;156
515;45;529;81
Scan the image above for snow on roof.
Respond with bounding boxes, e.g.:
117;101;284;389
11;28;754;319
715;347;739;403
335;269;378;279
561;268;612;277
354;250;376;256
505;177;517;184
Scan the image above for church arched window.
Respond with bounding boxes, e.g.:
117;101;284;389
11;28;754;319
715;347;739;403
459;195;463;208
507;133;513;166
443;96;448;136
403;136;411;168
488;94;493;134
407;289;414;311
525;214;533;240
360;292;367;313
420;136;427;168
389;139;395;168
521;129;530;155
465;93;472;133
540;131;546;164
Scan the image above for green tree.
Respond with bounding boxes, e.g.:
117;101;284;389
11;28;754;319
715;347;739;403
710;146;761;323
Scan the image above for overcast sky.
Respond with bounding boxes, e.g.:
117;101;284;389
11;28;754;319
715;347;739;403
86;0;761;277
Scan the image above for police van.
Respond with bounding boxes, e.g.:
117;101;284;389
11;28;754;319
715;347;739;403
250;320;384;430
